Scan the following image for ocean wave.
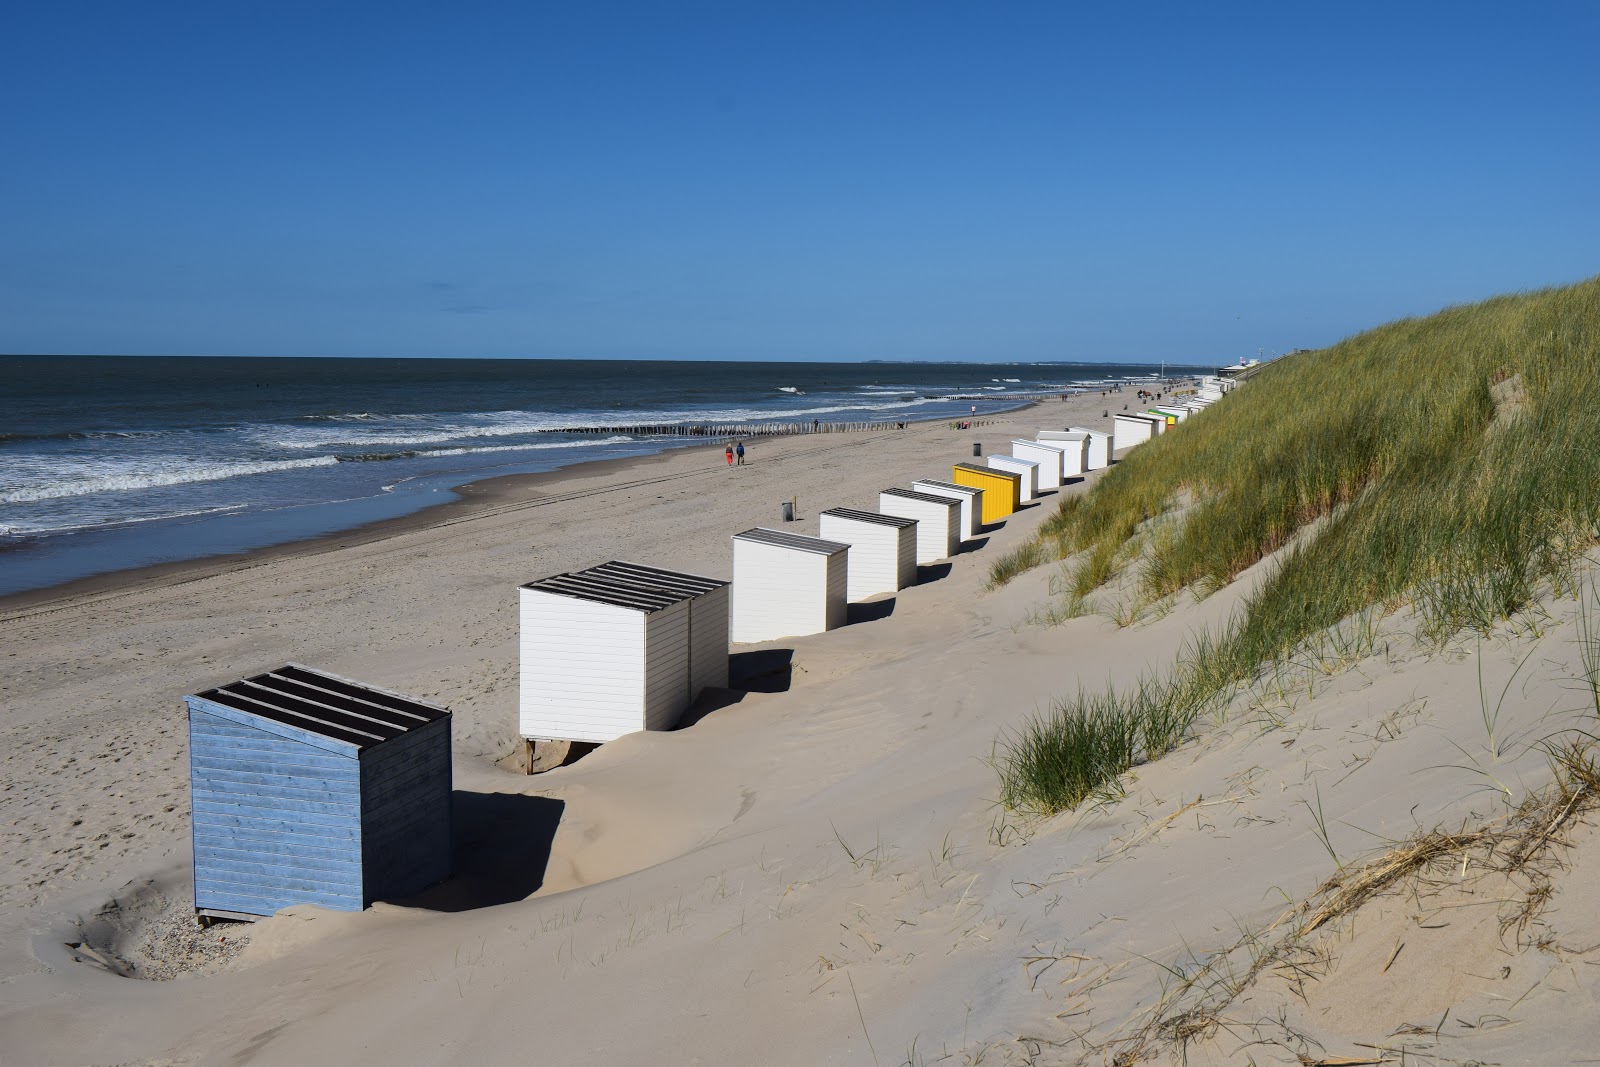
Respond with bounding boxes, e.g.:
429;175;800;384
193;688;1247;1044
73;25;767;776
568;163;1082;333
335;436;635;462
0;502;251;538
270;398;969;449
0;427;173;444
0;455;341;503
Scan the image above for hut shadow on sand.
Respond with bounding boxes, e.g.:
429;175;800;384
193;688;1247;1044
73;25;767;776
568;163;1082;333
675;648;795;729
846;598;896;626
397;792;565;912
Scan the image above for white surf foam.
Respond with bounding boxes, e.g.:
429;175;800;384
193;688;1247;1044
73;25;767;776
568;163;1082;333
1;455;342;503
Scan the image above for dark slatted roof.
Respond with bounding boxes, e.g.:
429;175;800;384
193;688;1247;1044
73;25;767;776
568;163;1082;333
821;507;915;528
912;479;981;495
525;573;683;611
953;462;1020;480
522;559;727;612
881;488;958;506
196;664;449;751
733;527;850;554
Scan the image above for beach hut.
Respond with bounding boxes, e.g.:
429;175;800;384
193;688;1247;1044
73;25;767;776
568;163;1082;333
585;560;730;698
1030;431;1088;478
731;528;849;642
951;463;1021;524
1010;440;1065;490
519;561;730;749
1113;413;1158;451
878;488;961;564
185;664;453;920
1152;407;1186;424
911;479;984;541
819;508;917;601
1147;409;1178;427
1065;428;1110;470
987;455;1040;502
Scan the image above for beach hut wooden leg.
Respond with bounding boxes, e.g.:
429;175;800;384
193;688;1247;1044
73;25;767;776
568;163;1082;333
524;739;573;775
522;737;535;775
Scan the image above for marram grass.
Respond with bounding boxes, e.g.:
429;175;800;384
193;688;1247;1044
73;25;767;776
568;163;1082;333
998;276;1600;814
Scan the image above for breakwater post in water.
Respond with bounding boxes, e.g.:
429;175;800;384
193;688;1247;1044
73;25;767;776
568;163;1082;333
551;418;1001;439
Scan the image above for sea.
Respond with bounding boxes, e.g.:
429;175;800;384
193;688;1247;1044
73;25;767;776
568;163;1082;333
0;355;1198;597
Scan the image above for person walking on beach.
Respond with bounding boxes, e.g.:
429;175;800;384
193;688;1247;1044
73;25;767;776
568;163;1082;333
735;441;746;465
725;443;734;466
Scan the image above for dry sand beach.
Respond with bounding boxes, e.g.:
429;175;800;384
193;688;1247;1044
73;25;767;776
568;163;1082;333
3;394;1599;1064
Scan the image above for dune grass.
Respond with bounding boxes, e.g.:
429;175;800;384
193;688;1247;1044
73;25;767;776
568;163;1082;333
998;276;1600;814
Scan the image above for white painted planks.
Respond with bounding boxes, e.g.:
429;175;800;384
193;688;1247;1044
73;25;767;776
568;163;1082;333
911;480;983;541
731;528;849;643
818;508;917;601
878;488;960;564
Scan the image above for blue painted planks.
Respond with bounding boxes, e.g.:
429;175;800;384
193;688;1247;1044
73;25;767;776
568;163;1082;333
187;699;362;756
188;673;452;916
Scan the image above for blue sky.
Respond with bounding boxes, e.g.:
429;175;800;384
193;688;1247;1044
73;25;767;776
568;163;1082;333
1;2;1595;362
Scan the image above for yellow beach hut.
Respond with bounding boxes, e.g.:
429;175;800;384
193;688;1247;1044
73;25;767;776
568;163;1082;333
951;463;1021;524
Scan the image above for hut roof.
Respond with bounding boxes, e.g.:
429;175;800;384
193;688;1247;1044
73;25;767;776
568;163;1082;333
913;479;982;495
584;560;726;597
953;462;1020;480
880;487;957;506
195;664;448;752
734;527;850;555
523;560;728;613
523;574;680;612
820;507;915;528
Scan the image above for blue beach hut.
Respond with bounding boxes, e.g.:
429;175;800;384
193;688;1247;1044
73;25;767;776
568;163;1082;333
185;664;453;921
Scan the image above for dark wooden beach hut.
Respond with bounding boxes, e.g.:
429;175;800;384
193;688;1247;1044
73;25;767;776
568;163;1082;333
185;664;453;921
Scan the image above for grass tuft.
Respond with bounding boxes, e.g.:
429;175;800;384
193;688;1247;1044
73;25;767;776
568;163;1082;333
986;540;1048;589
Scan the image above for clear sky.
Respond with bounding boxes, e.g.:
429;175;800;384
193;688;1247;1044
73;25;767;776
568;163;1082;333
1;2;1595;362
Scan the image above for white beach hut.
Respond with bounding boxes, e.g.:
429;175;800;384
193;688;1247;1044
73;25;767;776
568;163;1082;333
731;528;849;643
911;479;983;541
878;488;960;564
987;455;1040;502
1031;431;1089;478
1153;406;1188;422
818;508;917;601
1010;440;1065;491
1113;413;1157;451
1065;427;1110;470
519;561;730;747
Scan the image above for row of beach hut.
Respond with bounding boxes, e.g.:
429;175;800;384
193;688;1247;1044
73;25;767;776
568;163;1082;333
183;406;1216;920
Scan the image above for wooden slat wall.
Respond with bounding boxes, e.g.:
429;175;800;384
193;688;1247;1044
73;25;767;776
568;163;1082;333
1011;441;1064;490
879;494;959;565
732;540;841;642
187;702;365;916
912;482;982;541
689;585;731;695
521;591;648;743
1112;414;1155;451
642;600;692;731
359;717;453;902
824;551;849;631
819;515;914;602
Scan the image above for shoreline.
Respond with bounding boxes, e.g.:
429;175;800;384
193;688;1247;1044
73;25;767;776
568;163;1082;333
0;438;721;617
0;410;1042;616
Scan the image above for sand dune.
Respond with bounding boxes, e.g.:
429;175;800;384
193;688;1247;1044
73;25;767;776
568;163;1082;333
2;395;1596;1065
